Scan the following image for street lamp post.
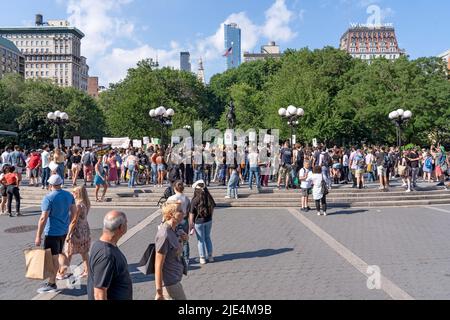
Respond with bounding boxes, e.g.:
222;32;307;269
388;109;413;148
278;105;305;145
149;106;175;146
47;111;69;148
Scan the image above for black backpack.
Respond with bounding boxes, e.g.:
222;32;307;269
157;186;175;207
168;165;181;183
323;153;332;167
82;153;92;166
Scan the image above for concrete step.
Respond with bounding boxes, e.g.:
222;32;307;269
18;190;450;201
20;198;450;209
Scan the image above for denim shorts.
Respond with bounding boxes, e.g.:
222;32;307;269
158;164;166;171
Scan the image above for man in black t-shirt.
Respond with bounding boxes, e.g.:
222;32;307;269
407;148;420;188
88;211;132;300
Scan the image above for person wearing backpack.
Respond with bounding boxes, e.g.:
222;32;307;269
353;149;366;189
189;180;216;265
422;151;433;183
10;145;26;185
82;148;94;187
167;181;191;270
319;148;332;189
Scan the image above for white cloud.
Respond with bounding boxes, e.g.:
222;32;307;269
60;0;299;85
262;0;297;42
65;0;136;59
97;45;179;85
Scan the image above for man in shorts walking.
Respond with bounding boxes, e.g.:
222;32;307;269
35;175;77;293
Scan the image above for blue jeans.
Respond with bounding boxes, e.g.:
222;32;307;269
41;167;50;187
128;165;136;188
194;221;213;259
321;166;330;188
194;169;203;183
151;164;157;184
56;163;65;184
177;218;190;263
249;167;261;189
227;171;239;197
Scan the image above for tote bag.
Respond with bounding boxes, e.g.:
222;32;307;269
24;248;55;280
137;243;156;275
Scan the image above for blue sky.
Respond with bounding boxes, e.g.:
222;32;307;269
1;0;449;86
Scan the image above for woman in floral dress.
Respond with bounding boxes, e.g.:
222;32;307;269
65;185;91;278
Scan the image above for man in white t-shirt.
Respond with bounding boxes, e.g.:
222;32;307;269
349;147;358;188
41;144;51;189
299;161;313;212
248;147;261;192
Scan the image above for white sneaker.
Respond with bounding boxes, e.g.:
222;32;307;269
323;212;327;216
225;196;231;199
317;212;321;216
406;189;411;193
199;258;207;265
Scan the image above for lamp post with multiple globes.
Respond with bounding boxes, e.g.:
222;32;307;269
149;106;175;146
388;109;413;148
278;105;305;145
47;111;69;148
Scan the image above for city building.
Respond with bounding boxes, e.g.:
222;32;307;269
197;58;205;84
438;50;450;74
180;51;191;72
340;26;405;63
243;41;282;63
0;14;88;91
0;36;25;78
224;23;241;69
80;56;89;92
88;76;99;98
88;76;107;98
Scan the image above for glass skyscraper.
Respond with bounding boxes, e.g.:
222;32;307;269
180;52;191;72
224;23;241;69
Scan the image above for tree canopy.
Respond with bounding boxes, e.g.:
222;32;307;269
0;74;105;148
2;47;449;148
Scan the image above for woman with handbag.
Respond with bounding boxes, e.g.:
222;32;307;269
307;166;328;216
432;146;448;189
189;180;216;265
155;201;188;300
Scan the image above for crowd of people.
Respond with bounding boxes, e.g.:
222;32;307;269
1;139;449;300
1;141;450;217
31;174;216;300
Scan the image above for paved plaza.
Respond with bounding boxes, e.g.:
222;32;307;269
1;202;450;300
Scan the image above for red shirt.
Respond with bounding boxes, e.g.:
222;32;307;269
2;173;18;186
28;154;41;169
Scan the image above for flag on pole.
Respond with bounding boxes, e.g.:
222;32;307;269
223;46;233;57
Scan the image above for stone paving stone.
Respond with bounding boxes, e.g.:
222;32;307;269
55;208;388;300
300;206;450;299
0;207;156;300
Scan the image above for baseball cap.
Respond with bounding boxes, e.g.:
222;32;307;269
48;175;63;186
192;180;206;189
